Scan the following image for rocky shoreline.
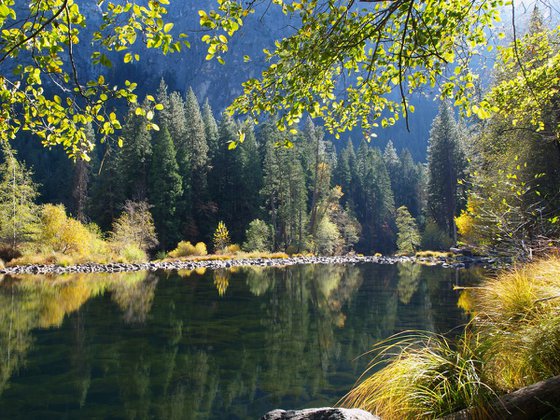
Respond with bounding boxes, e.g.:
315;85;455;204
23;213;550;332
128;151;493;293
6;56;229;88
0;254;502;277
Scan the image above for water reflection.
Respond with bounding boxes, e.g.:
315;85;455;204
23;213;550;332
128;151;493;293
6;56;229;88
0;263;481;419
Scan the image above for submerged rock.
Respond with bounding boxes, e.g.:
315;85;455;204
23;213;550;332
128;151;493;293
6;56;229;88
261;407;378;420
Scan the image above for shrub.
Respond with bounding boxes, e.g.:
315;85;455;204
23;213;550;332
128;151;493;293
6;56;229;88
168;241;196;258
194;242;207;256
226;244;241;254
168;241;208;258
243;219;272;252
36;204;102;257
421;220;454;251
117;244;148;263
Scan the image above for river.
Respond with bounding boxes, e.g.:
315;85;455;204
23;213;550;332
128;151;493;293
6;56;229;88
0;262;484;419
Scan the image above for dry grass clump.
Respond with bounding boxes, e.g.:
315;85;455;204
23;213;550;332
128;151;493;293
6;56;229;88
470;257;560;391
342;256;560;418
341;332;491;419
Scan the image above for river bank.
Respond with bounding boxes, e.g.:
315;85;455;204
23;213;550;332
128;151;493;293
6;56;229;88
0;253;501;276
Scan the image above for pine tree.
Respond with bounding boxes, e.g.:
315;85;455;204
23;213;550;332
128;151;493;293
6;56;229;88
119;103;153;201
302;117;331;236
396;206;421;255
149;127;183;249
185;88;212;241
334;140;356;209
164;91;193;238
202;98;219;162
89;144;124;230
353;142;396;253
426;101;465;242
211;113;245;241
0;142;39;251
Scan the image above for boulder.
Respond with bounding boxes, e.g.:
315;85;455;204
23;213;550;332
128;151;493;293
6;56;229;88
261;407;379;420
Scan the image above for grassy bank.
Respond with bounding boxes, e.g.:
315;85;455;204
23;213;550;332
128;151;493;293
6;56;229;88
341;256;560;418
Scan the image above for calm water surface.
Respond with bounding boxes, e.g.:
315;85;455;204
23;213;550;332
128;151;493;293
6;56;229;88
0;263;484;419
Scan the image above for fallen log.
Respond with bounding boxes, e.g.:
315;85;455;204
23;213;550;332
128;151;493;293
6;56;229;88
443;375;560;419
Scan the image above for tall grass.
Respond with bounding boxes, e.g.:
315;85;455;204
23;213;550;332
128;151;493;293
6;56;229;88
472;257;560;391
340;332;492;419
341;256;560;418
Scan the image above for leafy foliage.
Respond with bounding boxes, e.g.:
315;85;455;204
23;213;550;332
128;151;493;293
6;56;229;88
0;0;184;157
218;0;505;138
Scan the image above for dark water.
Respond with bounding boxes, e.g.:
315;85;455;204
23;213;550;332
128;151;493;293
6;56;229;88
0;263;483;419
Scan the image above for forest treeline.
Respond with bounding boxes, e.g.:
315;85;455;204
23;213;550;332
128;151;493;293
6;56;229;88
0;8;559;264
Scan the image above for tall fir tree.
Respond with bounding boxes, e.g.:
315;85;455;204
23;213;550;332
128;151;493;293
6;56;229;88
185;88;212;241
202;98;219;162
89;145;123;230
149;127;183;249
118;103;153;201
354;142;396;253
426;101;465;242
212;113;246;241
302;117;332;237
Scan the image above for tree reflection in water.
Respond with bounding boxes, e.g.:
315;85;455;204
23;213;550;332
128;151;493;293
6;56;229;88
0;263;477;418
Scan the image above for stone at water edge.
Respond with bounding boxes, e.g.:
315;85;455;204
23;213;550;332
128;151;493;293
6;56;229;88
261;407;379;420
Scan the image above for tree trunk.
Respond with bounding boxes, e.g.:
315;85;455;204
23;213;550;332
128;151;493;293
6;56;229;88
443;375;560;420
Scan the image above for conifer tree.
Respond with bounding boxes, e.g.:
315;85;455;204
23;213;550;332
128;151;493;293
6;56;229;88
212;113;246;241
426;101;465;242
396;206;421;254
353;142;396;253
238;120;263;229
303;117;331;236
119;103;153;201
202;98;219;162
164;91;193;238
185;88;212;241
334;140;357;209
89;145;124;230
0;142;39;251
149;127;182;249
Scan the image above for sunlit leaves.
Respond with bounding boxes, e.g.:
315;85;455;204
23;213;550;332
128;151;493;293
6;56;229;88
0;0;188;158
198;0;505;135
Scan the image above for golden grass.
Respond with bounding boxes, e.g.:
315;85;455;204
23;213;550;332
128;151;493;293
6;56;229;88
341;332;491;419
471;257;560;391
341;256;560;418
415;250;454;259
